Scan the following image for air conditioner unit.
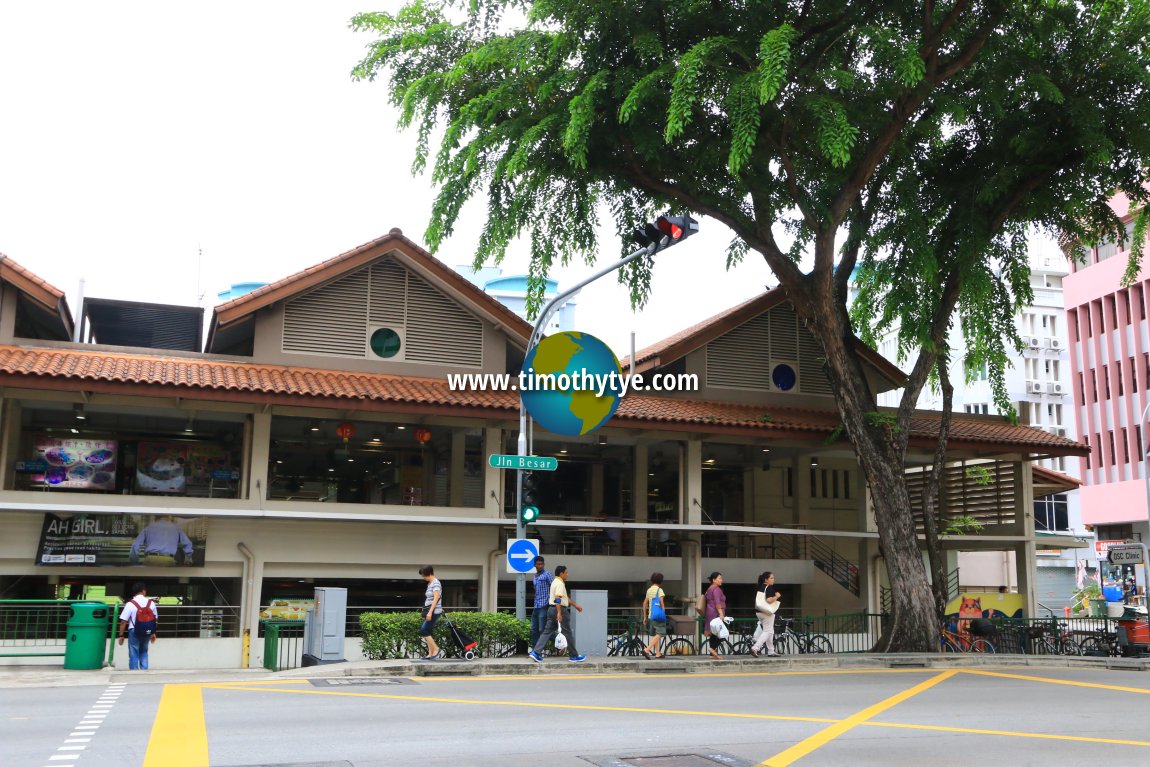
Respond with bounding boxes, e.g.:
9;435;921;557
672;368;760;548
1054;427;1067;437
1027;381;1045;393
1050;338;1064;350
1028;336;1041;348
1050;382;1065;395
1043;337;1055;348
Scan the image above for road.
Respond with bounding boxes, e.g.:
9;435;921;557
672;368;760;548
3;664;1149;766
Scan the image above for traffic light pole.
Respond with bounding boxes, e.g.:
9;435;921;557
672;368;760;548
514;217;697;620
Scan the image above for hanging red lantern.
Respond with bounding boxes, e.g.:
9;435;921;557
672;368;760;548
414;427;432;445
335;421;355;443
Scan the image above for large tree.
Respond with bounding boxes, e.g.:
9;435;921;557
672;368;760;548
353;0;1150;650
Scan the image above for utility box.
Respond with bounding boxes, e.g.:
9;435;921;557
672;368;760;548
570;589;608;657
302;587;347;666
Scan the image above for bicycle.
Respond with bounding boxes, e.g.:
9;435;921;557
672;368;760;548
609;619;695;657
774;618;833;655
1077;629;1119;657
940;623;995;653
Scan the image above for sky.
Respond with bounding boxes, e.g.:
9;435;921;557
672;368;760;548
0;1;777;359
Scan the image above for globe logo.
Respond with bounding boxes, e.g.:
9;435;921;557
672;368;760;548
520;331;624;436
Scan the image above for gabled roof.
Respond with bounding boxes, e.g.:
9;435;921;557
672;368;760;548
621;288;906;386
0;254;74;339
1032;465;1083;498
207;229;533;350
0;344;1088;457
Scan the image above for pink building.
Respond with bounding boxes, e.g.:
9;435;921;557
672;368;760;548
1063;192;1149;554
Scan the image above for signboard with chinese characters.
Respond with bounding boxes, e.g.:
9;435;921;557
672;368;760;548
36;513;207;567
29;438;117;490
1095;539;1127;561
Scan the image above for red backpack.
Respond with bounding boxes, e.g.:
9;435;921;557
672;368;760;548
134;598;157;636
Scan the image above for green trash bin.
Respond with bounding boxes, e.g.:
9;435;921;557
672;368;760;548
64;602;109;670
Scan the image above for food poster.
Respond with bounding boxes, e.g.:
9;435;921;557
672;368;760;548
36;513;208;567
136;441;188;493
260;599;315;621
186;444;236;485
30;438;117;490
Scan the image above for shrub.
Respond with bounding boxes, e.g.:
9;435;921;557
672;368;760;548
360;611;529;660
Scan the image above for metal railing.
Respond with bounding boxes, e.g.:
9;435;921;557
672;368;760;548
0;600;117;665
261;620;306;671
807;536;860;595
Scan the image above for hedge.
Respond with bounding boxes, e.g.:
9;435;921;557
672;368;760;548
360;611;529;660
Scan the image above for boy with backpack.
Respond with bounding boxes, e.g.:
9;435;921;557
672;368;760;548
118;582;158;670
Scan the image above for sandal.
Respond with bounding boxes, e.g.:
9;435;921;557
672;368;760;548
641;648;651;659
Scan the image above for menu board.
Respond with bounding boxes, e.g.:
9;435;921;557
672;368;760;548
136;442;188;494
30;438;117;490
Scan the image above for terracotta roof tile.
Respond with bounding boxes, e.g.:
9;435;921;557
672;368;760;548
0;254;66;301
0;345;1087;456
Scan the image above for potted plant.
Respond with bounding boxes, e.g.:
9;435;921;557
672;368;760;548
1072;583;1102;616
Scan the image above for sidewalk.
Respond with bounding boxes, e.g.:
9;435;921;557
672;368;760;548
2;652;1147;688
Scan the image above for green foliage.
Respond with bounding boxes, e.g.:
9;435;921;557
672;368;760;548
824;423;846;445
864;412;899;433
757;24;798;103
942;515;985;536
964;465;993;486
360;611;529;660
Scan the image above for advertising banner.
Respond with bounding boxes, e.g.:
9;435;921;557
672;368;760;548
36;514;207;567
29;438;117;490
136;442;188;494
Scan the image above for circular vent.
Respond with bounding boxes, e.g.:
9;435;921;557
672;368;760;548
771;363;797;392
369;328;402;358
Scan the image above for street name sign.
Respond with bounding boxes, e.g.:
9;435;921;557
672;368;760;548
1108;545;1146;566
488;454;558;471
506;538;540;574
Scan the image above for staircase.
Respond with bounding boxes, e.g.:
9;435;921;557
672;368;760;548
807;535;860;596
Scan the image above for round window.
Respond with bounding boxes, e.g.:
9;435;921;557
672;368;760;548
771;363;797;392
370;328;402;359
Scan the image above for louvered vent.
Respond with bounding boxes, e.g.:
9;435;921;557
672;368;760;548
369;261;406;326
798;324;832;394
282;270;369;357
768;304;799;358
706;313;770;390
404;272;483;367
282;257;483;367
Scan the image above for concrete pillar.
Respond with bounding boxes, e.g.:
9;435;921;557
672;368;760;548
0;399;20;490
248;412;272;503
484;428;503;517
684;439;702;525
632;444;649;556
449;429;466;507
1014;460;1038;616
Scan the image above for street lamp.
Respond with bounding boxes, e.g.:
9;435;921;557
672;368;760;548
512;214;699;619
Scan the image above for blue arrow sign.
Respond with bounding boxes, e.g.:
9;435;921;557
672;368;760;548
506;538;540;574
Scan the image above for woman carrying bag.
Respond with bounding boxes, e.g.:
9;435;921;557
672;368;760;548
750;571;781;657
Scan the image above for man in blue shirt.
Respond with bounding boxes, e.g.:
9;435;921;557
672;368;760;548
530;556;553;650
130;516;194;566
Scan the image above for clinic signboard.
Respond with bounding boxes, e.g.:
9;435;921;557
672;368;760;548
36;513;207;567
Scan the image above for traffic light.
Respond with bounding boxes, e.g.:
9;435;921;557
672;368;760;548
519;471;540;525
632;214;699;252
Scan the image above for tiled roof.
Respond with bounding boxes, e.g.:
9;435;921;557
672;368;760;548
0;253;67;307
620;288;906;385
0;345;1088;456
210;229;533;344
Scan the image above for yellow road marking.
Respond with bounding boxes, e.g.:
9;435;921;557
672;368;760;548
964;669;1150;694
758;669;959;767
200;683;838;724
866;720;1150;747
143;684;209;767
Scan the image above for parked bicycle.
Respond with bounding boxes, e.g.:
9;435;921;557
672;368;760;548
940;622;995;653
774;617;833;655
1077;628;1120;657
608;619;694;657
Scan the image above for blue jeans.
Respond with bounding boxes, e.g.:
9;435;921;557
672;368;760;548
127;627;150;670
530;607;549;649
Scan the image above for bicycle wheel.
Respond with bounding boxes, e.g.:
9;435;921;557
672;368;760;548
1060;637;1083;656
663;637;695;656
773;634;793;656
807;635;833;654
968;638;996;653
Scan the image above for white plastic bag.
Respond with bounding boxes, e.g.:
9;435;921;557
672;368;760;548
554;630;568;650
709;617;730;640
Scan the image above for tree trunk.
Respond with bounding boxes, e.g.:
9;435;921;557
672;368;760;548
854;430;939;652
921;354;954;620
